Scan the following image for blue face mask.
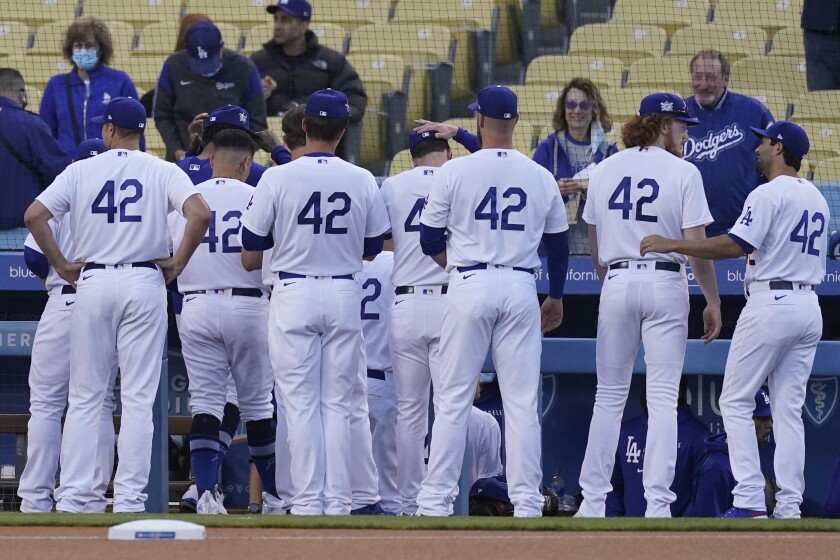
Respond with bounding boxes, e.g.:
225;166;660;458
201;63;222;78
72;49;99;71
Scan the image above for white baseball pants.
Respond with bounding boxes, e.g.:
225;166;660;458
368;372;399;514
350;335;382;510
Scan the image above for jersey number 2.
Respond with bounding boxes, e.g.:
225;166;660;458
91;179;143;223
608;177;659;222
360;278;382;320
297;192;351;234
474;187;526;230
790;210;825;256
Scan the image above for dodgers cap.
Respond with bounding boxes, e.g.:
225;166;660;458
91;97;146;130
638;92;700;126
750;120;810;160
74;138;106;161
267;0;312;21
185;21;223;76
304;89;351;119
754;387;772;418
468;85;518;120
408;130;436;152
207;105;260;139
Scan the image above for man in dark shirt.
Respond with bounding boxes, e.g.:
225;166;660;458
0;68;70;229
802;0;840;91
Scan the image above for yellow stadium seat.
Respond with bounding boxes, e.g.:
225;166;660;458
570;23;667;66
15;0;78;26
507;84;564;131
9;55;73;88
797;123;840;163
612;0;710;37
713;0;803;36
136;22;242;55
25;86;43;113
602;87;684;125
312;0;393;29
811;157;840;182
183;0;273;28
526;55;625;90
350;23;451;64
668;24;767;61
739;88;790;120
81;0;182;26
731;56;807;101
626;56;692;92
309;22;348;53
142;120;167;153
30;20;136;57
0;22;32;57
792;91;840;124
769;26;805;57
116;55;166;90
388;149;415;176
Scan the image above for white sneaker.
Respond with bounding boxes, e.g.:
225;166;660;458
179;484;199;513
261;491;290;515
196;490;228;515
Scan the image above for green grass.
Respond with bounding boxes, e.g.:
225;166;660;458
1;513;840;532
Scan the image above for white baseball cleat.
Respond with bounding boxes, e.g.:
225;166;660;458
261;491;290;515
196;489;228;515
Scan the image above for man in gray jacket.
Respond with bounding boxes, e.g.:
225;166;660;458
154;21;267;161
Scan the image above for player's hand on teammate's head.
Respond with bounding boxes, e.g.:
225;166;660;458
413;119;459;140
701;304;722;344
55;261;86;289
256;129;282;153
540;296;564;333
188;113;209;141
639;234;673;256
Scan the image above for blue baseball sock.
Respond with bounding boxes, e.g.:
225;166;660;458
189;414;221;495
246;418;277;498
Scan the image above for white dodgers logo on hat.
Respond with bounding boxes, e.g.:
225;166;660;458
197;46;208;59
319;110;327;116
239;112;247;123
660;100;674;112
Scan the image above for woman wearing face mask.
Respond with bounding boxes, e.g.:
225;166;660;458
40;17;140;157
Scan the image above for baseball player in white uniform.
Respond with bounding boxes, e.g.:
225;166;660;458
379;130;453;515
240;89;390;515
17;140;119;514
358;250;399;515
416;86;568;517
25;97;211;513
168;129;276;515
641;121;828;519
577;93;721;518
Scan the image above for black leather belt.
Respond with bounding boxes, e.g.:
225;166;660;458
769;281;814;291
278;272;353;280
183;288;265;298
367;369;386;380
609;261;681;272
83;261;157;272
456;264;533;274
61;286;76;294
395;285;448;295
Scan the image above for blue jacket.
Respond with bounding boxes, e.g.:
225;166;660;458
40;64;141;157
0;96;71;228
685;432;735;517
532;130;617;181
176;145;291;187
606;404;711;517
683;90;774;237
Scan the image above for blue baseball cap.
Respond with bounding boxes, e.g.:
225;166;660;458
754;387;772;418
750;120;810;160
638;92;700;126
304;89;351;119
207;105;260;139
185;21;223;76
409;130;437;152
468;85;518;120
91;97;147;130
74;138;106;161
267;0;312;21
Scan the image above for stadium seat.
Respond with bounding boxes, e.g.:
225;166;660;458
668;24;767;61
0;22;32;57
26;86;43;114
525;55;625;90
612;0;710;38
507;84;562;130
731;56;808;101
309;22;347;54
142;120;167;153
626;56;693;92
712;0;803;36
135;21;243;55
797;123;840;163
769;26;805;57
739;88;790;121
388;148;413;176
81;0;183;26
791;91;840;124
813;157;840;182
14;0;78;27
569;23;667;66
30;20;136;57
8;55;73;88
312;0;393;29
116;55;166;90
602;87;685;127
183;0;273;28
242;24;270;55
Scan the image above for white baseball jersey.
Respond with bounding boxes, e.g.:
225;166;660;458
582;147;712;266
359;252;395;372
24;215;73;291
241;155;390;276
728;175;829;287
421;149;568;271
168;178;262;292
36;150;198;263
380;168;449;287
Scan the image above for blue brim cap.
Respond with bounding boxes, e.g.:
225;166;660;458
74;138;106;160
639;92;700;126
750;121;810;159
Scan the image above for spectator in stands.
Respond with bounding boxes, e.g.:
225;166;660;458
154;21;267;161
802;0;840;91
532;77;617;201
687;388;775;517
0;68;71;229
140;13;212;114
39;17;141;158
683;49;774;237
606;378;711;517
251;0;366;123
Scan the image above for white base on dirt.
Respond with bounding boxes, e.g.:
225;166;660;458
107;519;206;540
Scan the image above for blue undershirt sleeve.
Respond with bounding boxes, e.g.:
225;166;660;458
363;233;385;258
453;128;480;153
543;231;569;298
23;247;49;279
727;233;754;254
419;224;447;256
241;226;274;251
